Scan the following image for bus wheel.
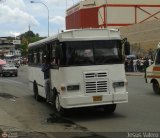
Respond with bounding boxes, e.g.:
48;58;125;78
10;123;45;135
33;82;41;101
103;104;117;114
55;94;65;115
153;80;160;94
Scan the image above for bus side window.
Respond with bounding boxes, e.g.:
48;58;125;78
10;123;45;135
51;42;56;64
37;49;40;65
155;49;160;64
28;49;34;65
34;52;37;65
55;45;61;65
39;51;43;64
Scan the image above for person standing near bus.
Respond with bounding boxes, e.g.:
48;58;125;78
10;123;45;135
41;56;51;102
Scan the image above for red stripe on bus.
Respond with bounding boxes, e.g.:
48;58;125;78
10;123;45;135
153;67;160;71
147;75;160;78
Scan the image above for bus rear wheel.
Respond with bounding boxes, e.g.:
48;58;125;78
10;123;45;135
153;80;160;94
33;82;41;101
55;94;65;115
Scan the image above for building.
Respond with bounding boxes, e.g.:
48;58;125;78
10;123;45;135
120;19;160;56
0;37;21;59
66;0;160;29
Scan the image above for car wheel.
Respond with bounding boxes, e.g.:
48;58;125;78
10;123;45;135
152;80;160;94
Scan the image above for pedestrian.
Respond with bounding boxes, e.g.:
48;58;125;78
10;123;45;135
148;58;152;66
144;58;149;71
133;58;137;72
137;59;140;72
129;59;133;72
125;59;129;72
41;56;51;102
140;58;144;72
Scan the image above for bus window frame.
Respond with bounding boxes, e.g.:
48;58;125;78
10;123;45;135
50;41;61;69
59;40;123;67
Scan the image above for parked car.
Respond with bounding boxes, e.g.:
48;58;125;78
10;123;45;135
1;64;18;77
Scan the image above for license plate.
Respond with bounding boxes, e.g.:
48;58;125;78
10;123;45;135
93;96;102;102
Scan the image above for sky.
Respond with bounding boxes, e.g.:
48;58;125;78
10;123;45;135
0;0;80;37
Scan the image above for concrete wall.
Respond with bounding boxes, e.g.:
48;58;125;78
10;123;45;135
120;19;160;53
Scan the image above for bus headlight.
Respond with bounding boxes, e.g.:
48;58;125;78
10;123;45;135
113;81;125;88
67;85;80;91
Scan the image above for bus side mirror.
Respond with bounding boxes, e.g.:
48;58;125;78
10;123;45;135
124;41;130;55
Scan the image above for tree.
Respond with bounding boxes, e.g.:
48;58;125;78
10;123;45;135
19;30;45;57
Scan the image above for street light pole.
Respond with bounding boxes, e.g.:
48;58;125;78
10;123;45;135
30;1;49;37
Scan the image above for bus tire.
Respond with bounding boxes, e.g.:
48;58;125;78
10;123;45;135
55;94;65;115
103;104;117;114
152;80;160;94
33;82;41;101
51;88;57;109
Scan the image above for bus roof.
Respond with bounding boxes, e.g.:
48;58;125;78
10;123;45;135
28;28;121;48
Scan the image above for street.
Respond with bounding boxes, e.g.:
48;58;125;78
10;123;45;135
0;66;160;138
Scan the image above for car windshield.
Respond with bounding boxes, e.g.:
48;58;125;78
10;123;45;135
61;40;123;66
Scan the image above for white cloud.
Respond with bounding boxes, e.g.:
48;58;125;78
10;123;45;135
0;5;39;27
10;32;21;37
0;0;80;36
5;0;25;10
50;16;65;25
44;0;79;9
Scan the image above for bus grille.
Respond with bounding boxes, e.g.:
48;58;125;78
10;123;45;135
84;71;108;93
85;81;108;93
85;72;107;78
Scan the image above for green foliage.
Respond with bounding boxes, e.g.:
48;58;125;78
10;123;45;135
19;30;45;57
21;44;28;56
20;30;35;38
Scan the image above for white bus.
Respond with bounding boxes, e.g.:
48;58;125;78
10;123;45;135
28;29;130;114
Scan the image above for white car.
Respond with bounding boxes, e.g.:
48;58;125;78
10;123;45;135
1;64;18;77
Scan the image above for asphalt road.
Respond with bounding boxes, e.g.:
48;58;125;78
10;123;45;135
0;66;160;138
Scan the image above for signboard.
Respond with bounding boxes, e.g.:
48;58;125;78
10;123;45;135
13;40;21;45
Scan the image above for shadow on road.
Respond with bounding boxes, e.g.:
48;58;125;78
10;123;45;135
47;106;126;123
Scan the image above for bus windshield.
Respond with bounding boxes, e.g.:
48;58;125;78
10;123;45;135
61;40;123;66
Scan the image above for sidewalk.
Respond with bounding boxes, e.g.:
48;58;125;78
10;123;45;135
126;72;144;76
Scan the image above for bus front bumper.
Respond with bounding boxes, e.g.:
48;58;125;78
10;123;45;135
60;92;128;109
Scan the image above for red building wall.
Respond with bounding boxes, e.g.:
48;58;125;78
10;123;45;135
66;7;99;30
